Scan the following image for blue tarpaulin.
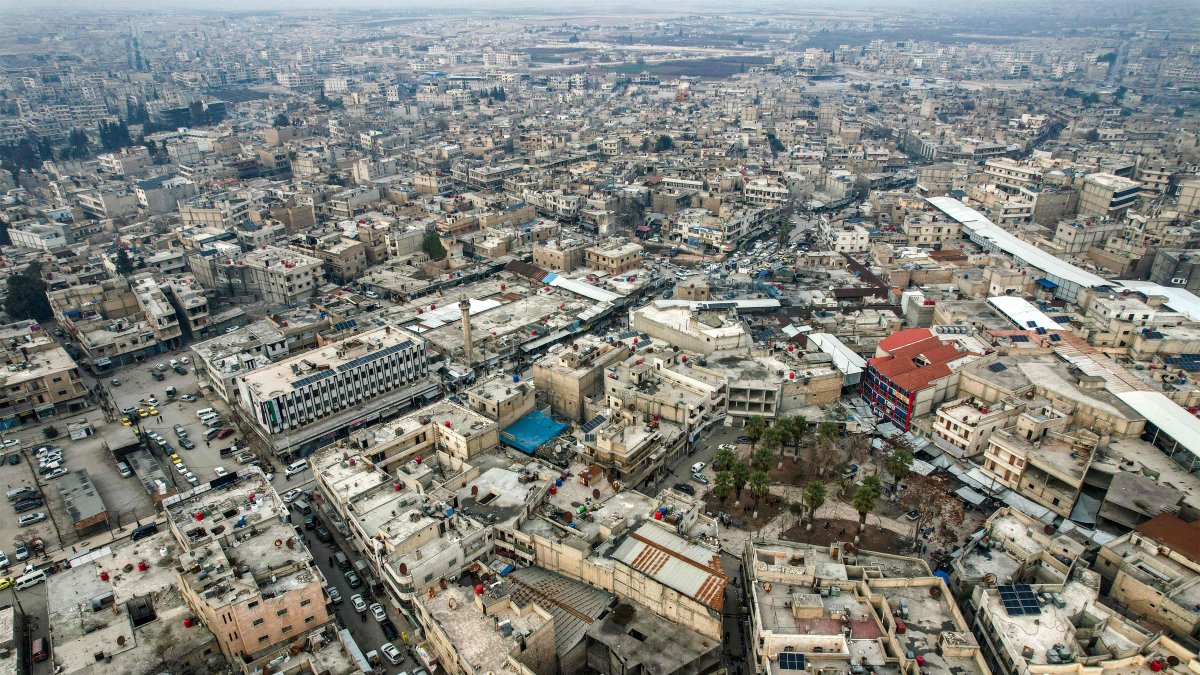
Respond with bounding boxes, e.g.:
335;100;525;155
501;410;569;455
1035;278;1059;289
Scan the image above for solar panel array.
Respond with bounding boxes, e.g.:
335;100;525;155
1145;331;1165;339
1049;333;1062;342
291;368;336;389
998;584;1041;616
332;318;358;332
779;652;806;671
1162;354;1200;372
1010;335;1030;343
1035;327;1048;335
580;414;607;433
1052;316;1072;324
989;363;1008;372
335;341;413;373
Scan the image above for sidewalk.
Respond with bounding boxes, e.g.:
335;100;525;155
767;484;914;538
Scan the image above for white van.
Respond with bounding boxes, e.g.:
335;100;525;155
116;461;132;478
284;460;308;477
15;569;47;590
196;408;216;418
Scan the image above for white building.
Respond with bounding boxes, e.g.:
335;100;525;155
237;326;428;435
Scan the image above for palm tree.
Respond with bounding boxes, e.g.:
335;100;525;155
852;476;882;542
713;446;737;473
749;470;770;504
788;501;805;532
886;449;913;490
803;481;827;530
731;460;751;500
713;471;734;503
784;415;807;460
752;447;774;473
745;416;766;449
815;421;840;474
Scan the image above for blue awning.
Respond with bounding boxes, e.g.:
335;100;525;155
1035;278;1059;289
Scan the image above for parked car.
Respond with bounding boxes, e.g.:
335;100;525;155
315;526;333;543
325;586;342;604
155;363;166;372
213;467;228;477
18;513;46;527
109;379;121;387
737;435;753;443
44;468;68;480
690;472;709;484
169;359;179;368
178;394;197;402
173;365;187;375
672;483;696;496
370;603;387;622
691;462;706;473
380;642;403;665
14;499;43;513
344;570;362;588
351;594;367;613
217;428;235;440
7;454;19;465
2;439;19;449
13;541;28;561
179;438;195;450
380;619;398;641
151;371;165;382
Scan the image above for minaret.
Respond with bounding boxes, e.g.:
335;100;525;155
459;295;473;366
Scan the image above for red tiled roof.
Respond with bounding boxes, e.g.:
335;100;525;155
1135;514;1200;564
877;328;935;354
869;334;971;393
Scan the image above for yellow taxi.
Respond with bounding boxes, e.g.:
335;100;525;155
169;454;183;465
147;407;159;416
120;417;133;427
0;577;12;591
135;408;149;418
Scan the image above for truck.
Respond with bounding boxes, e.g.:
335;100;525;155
365;650;381;668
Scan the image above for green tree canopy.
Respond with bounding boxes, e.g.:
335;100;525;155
731;460;751;499
886;449;913;488
115;247;135;276
422;232;447;261
803;481;827;528
6;262;51;321
748;470;770;503
653;135;674;152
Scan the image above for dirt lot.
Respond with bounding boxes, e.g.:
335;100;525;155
780;517;908;551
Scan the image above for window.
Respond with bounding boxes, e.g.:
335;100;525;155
258;635;269;643
305;615;316;624
300;599;311;607
252;617;265;626
247;601;259;609
276;609;288;617
281;626;292;634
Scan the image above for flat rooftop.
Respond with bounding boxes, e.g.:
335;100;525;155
423;584;546;675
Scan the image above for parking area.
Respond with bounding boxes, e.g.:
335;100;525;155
105;360;246;487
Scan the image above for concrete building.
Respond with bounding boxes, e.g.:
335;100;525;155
981;425;1097;519
817;218;870;253
288;233;368;285
630;304;750;356
584;240;643;275
215;246;325;306
56;468;107;534
97;146;151;176
191;320;288;404
1095;514;1200;640
532;239;588;272
131;274;184;349
744;538;988;675
1078;173;1142;219
533;336;628;422
931;397;1026;459
465;375;535;429
237;325;429;436
165;469;335;674
0;322;87;423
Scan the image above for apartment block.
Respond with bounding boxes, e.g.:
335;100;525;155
862;328;980;431
0;321;87;423
584;240;643;275
1095;514;1200;640
533;336;628;421
532;238;588;272
191;320;288;404
166;470;334;674
215;246;325;306
744;538;988;675
1078;173;1142;219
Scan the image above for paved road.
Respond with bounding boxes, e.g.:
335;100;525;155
10;582;51;675
294;501;420;675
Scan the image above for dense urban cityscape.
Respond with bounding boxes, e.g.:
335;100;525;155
0;2;1197;675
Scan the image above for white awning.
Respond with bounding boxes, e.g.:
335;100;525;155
1113;390;1200;462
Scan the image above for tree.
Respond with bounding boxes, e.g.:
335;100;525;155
731;460;750;499
712;471;734;504
653;135;674;152
851;476;882;540
5;262;52;321
780;415;806;459
745;416;766;449
568;33;580;43
639;137;651;152
115;247;135;276
713;446;737;473
421;232;447;261
1083;128;1100;142
748;470;770;504
761;427;784;461
802;481;827;530
885;449;913;489
273;113;291;127
42;425;59;440
752;446;775;473
901;475;965;552
814;421;840;472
